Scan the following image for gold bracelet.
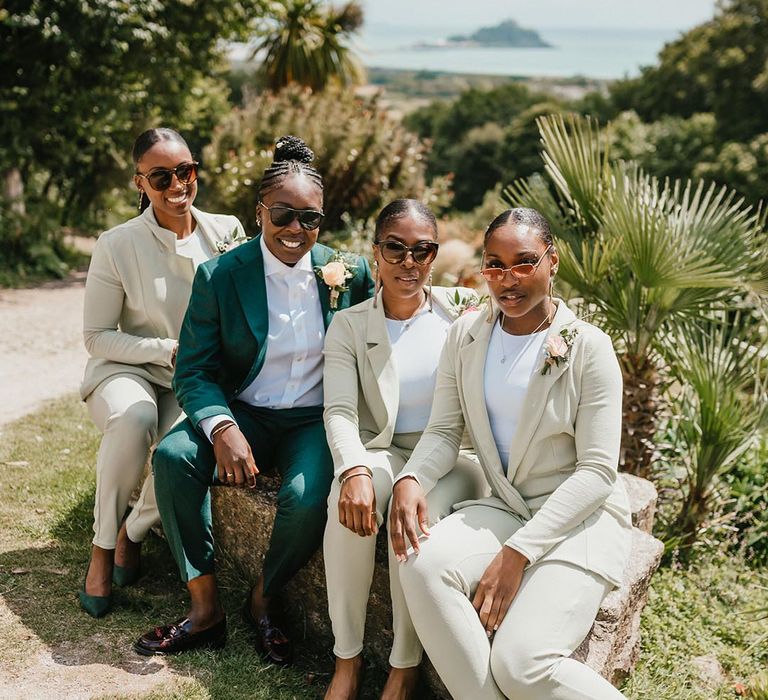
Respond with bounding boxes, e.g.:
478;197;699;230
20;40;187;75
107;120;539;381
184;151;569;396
211;421;236;440
339;471;373;487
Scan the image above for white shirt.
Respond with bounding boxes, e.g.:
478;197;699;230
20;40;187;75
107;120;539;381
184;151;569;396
175;228;211;270
483;321;548;472
386;304;452;434
199;236;325;441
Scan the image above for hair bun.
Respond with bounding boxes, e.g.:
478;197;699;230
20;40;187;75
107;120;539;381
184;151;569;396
273;135;315;164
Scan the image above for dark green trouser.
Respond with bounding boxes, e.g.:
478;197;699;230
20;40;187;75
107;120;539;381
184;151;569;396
153;402;332;597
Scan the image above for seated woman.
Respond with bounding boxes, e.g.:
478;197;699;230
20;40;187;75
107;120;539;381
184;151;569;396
322;199;488;700
389;208;633;699
79;128;245;617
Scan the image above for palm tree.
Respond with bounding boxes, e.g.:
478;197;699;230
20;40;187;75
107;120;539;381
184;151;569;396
254;0;364;92
665;311;767;550
505;113;768;477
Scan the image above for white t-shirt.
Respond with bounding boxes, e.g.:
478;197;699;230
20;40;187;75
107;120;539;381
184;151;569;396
484;321;548;472
386;304;452;434
175;229;211;270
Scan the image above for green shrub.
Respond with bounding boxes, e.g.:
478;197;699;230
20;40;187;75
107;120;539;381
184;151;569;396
202;85;438;233
0;198;75;285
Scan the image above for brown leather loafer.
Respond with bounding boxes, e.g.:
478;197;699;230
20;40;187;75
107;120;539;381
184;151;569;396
133;616;226;656
244;604;293;665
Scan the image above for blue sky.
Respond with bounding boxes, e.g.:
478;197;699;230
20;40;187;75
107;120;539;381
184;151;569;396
359;0;718;31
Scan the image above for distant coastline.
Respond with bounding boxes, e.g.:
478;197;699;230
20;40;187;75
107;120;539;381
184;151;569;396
412;19;552;50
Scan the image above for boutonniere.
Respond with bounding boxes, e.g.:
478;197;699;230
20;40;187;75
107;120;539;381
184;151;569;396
447;289;489;319
541;326;578;375
215;227;246;254
315;252;357;309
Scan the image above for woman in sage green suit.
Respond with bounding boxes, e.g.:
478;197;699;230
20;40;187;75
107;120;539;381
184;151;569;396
79;127;244;618
322;199;487;700
390;208;632;699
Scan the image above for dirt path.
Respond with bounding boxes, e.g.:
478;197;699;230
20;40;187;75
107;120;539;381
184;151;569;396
0;273;89;427
0;271;179;699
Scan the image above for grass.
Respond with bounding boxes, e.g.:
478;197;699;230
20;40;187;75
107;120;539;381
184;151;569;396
1;396;766;699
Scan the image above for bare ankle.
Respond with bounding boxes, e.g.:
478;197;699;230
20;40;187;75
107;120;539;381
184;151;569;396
325;655;364;700
380;666;419;700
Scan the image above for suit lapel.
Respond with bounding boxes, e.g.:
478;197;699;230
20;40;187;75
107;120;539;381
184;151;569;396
504;301;576;482
460;314;532;519
460;315;506;477
230;238;269;368
365;292;399;433
311;246;334;329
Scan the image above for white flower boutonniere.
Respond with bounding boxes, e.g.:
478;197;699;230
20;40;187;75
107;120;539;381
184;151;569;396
215;227;247;254
541;326;578;375
447;289;489;319
315;252;357;309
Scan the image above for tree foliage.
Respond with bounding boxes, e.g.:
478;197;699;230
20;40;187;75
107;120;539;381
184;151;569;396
202;85;441;234
253;0;364;91
610;0;768;143
505;113;768;476
404;83;560;210
0;0;267;225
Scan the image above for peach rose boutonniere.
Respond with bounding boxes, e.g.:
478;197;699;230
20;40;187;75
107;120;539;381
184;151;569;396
315;253;357;309
541;326;578;375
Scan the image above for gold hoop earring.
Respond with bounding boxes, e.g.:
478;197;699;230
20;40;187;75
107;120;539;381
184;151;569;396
427;270;433;312
549;277;555;318
373;262;380;308
486;296;495;323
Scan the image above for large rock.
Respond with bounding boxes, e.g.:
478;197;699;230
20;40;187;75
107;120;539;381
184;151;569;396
212;472;663;695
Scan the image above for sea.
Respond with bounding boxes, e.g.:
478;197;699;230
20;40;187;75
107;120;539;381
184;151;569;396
355;24;683;79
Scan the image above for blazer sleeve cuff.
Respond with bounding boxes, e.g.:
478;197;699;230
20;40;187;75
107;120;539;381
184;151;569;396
394;470;426;490
503;540;536;567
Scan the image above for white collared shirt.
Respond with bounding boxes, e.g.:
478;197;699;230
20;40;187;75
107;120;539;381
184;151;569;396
199;236;325;441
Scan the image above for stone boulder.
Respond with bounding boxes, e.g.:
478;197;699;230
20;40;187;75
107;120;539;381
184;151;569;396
211;472;663;695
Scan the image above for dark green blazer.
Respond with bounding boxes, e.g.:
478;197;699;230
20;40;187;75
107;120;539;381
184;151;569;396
173;236;375;427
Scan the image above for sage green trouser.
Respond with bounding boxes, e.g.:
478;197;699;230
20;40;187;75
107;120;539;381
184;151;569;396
153;402;332;596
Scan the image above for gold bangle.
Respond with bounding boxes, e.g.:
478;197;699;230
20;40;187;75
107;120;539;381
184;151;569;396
340;471;373;487
211;421;236;440
338;465;373;484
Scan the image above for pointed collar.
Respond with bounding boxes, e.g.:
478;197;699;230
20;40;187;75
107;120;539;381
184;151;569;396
259;235;313;277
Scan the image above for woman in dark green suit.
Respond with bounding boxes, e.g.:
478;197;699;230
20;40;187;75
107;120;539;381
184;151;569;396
134;136;375;661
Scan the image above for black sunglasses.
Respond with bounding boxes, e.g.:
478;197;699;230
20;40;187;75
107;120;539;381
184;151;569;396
258;201;324;231
375;240;439;266
136;161;199;191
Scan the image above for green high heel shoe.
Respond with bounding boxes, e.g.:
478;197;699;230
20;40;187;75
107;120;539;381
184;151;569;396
78;561;112;618
112;563;141;587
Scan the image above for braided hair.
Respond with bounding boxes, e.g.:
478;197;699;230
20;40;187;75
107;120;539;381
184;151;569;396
483;207;553;246
258;135;324;201
132;128;190;214
374;199;437;243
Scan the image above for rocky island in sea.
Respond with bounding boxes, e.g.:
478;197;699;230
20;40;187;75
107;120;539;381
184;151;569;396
414;19;552;49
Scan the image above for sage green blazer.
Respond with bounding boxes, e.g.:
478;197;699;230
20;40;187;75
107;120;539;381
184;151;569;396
398;300;633;587
173;237;375;428
323;286;477;478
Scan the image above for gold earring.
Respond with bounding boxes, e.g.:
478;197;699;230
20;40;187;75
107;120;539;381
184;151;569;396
549;277;555;317
486;296;495;323
137;190;143;212
373;262;380;308
427;270;433;312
